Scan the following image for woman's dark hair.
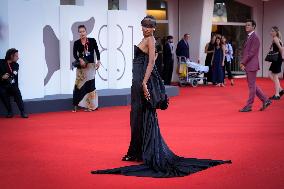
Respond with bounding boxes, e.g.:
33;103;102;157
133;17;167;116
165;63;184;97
210;34;216;43
141;15;157;28
214;37;222;47
246;19;256;28
5;48;18;60
78;25;87;32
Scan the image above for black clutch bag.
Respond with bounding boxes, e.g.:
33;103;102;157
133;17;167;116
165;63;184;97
265;45;280;62
146;67;169;110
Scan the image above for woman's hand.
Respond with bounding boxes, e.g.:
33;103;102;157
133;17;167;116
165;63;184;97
142;82;150;101
240;63;245;71
281;47;284;61
79;58;86;68
95;60;101;70
2;73;9;80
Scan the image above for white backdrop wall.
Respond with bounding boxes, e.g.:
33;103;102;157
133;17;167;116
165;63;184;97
43;0;61;96
0;0;146;99
178;0;204;63
8;0;46;99
0;0;9;58
166;0;179;82
107;10;143;89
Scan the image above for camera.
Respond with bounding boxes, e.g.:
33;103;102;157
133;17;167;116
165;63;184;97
7;75;15;84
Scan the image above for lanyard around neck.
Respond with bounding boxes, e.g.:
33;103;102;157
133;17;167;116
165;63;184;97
81;38;89;52
7;62;13;73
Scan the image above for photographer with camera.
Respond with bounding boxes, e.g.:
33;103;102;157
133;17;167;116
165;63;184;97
72;25;101;112
0;48;28;118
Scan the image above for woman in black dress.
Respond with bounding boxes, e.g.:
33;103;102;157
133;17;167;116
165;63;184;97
91;16;231;178
204;34;216;83
72;25;101;112
211;37;225;87
268;26;284;100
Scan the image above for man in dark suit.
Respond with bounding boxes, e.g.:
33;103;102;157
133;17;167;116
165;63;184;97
162;35;174;85
0;48;28;118
239;20;271;112
176;33;190;59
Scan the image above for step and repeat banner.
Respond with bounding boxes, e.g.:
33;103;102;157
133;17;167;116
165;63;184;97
0;0;145;99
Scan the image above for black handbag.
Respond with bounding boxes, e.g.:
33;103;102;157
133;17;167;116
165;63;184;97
265;45;279;62
146;67;169;110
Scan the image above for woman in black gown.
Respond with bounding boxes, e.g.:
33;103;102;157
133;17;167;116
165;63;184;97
204;34;216;83
91;16;231;178
268;26;284;100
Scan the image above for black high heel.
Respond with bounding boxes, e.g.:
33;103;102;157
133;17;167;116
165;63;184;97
279;90;284;97
269;95;280;100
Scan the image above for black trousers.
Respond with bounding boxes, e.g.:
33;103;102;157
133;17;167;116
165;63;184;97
163;60;174;85
0;85;25;113
224;60;233;80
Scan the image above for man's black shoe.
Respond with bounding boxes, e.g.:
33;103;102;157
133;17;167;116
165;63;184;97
239;107;252;112
259;100;272;111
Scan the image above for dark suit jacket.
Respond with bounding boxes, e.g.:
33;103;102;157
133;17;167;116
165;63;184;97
241;32;260;72
0;59;19;86
163;43;174;63
176;39;190;59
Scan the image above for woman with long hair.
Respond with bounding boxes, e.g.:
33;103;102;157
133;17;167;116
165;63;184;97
72;25;101;112
204;34;216;83
268;26;284;100
91;16;231;178
221;36;234;86
211;36;225;87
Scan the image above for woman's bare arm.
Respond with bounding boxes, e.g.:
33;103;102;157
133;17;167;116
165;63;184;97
273;37;284;60
205;43;214;54
273;37;282;50
222;45;226;66
204;43;209;53
142;36;156;100
142;36;156;84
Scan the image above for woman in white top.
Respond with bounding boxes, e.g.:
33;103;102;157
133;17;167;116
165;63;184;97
221;36;234;86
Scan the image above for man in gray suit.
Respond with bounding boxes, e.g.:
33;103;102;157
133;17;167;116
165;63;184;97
239;19;271;112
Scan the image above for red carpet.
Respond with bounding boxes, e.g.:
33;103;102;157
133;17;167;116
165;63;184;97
0;78;284;189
